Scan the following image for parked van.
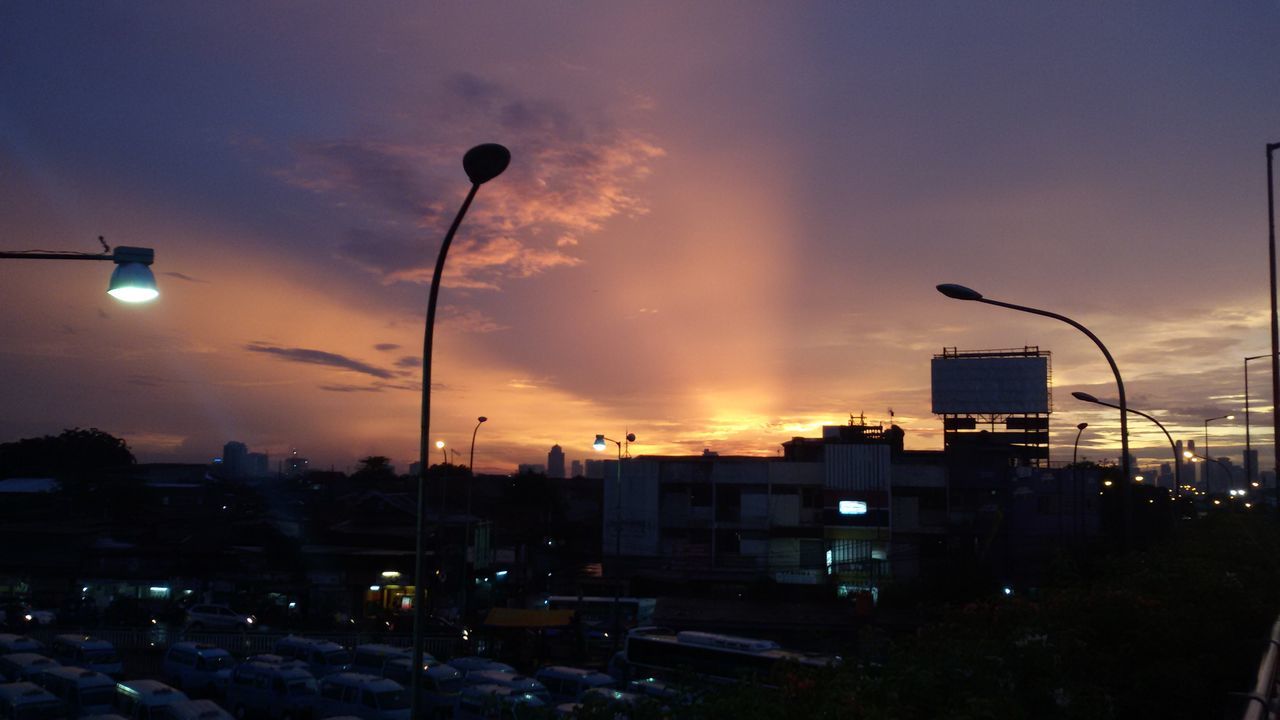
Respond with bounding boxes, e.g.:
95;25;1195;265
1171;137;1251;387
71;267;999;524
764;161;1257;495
442;659;513;680
114;680;189;720
0;681;64;720
271;639;349;679
532;667;615;704
34;666;115;716
223;660;317;720
314;673;407;720
454;685;544;720
348;646;410;679
160;699;233;720
380;658;462;718
50;637;122;678
0;655;60;683
461;672;549;705
0;637;43;656
161;644;234;695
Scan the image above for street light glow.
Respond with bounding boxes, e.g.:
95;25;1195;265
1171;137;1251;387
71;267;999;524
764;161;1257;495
106;261;160;302
593;434;607;452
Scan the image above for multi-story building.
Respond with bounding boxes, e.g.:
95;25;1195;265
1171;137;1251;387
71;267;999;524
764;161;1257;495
547;445;565;479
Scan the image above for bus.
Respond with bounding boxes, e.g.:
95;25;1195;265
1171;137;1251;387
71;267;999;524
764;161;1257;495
616;627;840;686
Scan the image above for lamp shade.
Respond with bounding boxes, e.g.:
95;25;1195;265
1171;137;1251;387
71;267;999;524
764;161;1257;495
107;262;159;302
593;435;607;451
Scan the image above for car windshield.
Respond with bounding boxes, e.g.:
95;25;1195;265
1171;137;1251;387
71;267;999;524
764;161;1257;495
81;688;115;706
287;680;317;696
85;650;119;664
322;650;350;666
374;690;409;710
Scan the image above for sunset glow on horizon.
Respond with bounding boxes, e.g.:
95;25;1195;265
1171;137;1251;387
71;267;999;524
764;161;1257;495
2;4;1278;474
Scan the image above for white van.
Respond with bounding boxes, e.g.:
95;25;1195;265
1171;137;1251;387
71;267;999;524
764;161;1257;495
0;637;43;656
0;655;60;683
443;659;513;680
314;673;408;720
34;666;115;716
223;660;317;720
271;639;349;679
50;637;123;678
159;699;234;720
462;672;549;705
114;679;189;720
348;646;409;678
454;685;545;720
532;667;616;704
380;657;463;718
161;644;234;695
0;681;64;720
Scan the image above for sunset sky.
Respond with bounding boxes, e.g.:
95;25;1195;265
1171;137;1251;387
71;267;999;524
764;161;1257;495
2;3;1279;474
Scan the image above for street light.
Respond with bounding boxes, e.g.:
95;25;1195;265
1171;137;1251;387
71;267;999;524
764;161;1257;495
1267;141;1280;517
436;440;448;465
1070;422;1087;540
1204;414;1235;494
594;431;635;651
937;283;1133;548
1073;391;1182;497
461;416;487;621
1;241;158;302
1184;450;1233;496
411;143;509;720
1244;354;1272;485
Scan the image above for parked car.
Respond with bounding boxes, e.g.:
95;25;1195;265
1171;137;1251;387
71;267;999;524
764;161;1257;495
114;680;189;720
35;666;116;717
454;684;545;720
184;606;256;632
461;671;550;705
160;699;234;720
0;654;60;683
348;646;409;678
380;658;463;718
533;666;616;704
224;660;318;720
0;637;42;656
49;636;123;678
443;658;514;680
271;639;349;678
162;643;234;695
0;681;65;720
314;674;408;720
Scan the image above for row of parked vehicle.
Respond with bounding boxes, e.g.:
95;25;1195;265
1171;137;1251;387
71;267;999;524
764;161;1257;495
0;632;663;720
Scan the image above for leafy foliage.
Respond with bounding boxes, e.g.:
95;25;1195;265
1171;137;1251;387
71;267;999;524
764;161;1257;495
0;427;134;479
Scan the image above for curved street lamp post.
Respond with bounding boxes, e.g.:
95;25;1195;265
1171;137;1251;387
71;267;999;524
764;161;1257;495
1203;414;1235;494
461;416;487;620
411;144;509;720
1073;392;1182;497
1071;422;1088;538
937;283;1132;549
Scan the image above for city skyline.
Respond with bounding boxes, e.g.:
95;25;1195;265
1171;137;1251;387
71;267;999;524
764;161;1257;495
2;4;1279;474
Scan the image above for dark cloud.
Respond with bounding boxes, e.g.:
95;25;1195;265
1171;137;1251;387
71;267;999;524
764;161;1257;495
319;384;384;393
162;271;209;283
446;72;502;105
97;308;110;320
374;343;400;352
245;342;394;379
395;356;422;368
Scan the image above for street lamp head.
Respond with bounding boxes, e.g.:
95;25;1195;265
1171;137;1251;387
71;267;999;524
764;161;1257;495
435;440;445;449
1226;415;1236;420
593;435;607;452
107;262;159;303
1076;422;1088;430
477;416;488;424
936;283;984;301
1071;391;1100;404
463;144;511;185
1183;450;1194;459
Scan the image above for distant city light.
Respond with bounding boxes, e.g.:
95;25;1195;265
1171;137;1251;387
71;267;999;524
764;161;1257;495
1002;587;1013;596
838;500;868;515
381;571;401;579
370;585;381;591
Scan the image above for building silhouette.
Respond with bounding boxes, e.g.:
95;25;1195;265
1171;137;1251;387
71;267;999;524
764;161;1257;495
547;444;565;479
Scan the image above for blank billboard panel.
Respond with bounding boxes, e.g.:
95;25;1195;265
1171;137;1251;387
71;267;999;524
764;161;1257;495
931;356;1049;414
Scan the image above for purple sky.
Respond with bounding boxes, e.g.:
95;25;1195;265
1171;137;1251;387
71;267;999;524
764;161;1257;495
2;3;1279;473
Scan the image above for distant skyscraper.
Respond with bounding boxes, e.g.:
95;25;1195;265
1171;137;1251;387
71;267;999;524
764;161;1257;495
571;460;583;478
222;441;248;478
547;445;565;479
247;452;269;478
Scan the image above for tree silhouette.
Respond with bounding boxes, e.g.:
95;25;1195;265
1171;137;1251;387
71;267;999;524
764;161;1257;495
0;427;134;479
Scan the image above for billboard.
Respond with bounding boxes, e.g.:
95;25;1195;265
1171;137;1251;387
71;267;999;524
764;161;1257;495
931;356;1050;414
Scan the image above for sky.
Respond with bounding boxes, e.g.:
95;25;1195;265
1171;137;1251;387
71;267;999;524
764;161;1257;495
2;2;1279;475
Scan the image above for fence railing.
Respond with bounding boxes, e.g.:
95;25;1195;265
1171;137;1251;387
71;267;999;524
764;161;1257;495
1243;616;1280;720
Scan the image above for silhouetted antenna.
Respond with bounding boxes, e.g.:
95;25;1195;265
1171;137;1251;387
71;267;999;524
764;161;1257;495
97;235;110;253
